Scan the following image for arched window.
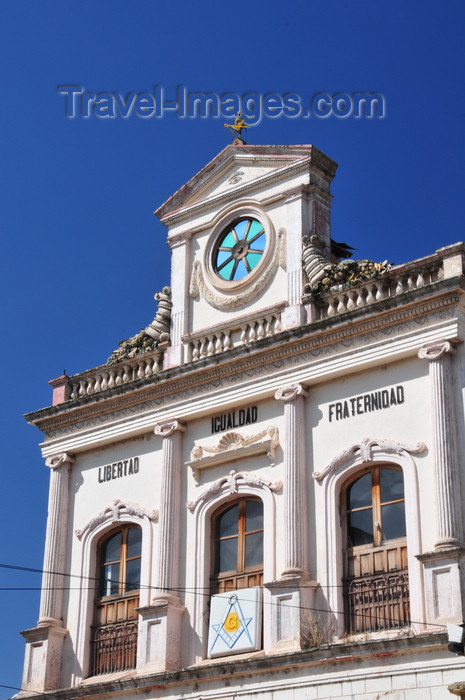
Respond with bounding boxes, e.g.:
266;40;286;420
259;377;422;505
342;466;409;633
211;498;263;593
90;525;142;676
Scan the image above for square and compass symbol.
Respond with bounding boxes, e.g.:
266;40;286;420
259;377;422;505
208;587;262;657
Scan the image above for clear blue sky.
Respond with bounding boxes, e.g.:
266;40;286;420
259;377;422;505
1;1;464;695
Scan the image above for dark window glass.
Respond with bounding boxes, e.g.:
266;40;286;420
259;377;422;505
126;558;141;591
345;467;406;548
102;531;122;564
347;472;372;509
245;531;263;568
212;498;264;588
348;510;374;546
380;468;404;502
100;563;120;596
382;502;406;540
216;537;238;573
127;527;142;558
98;526;141;597
216;504;239;538
246;499;263;531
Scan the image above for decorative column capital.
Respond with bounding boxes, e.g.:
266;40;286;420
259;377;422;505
274;383;309;402
154;420;186;438
418;339;458;362
45;453;75;470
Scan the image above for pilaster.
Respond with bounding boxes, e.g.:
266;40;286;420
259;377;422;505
153;419;186;601
20;624;67;692
274;383;310;576
272;383;318;651
21;452;74;693
264;577;319;653
164;233;190;368
143;419;186;670
281;193;305;330
418;340;464;548
39;452;75;625
418;339;465;626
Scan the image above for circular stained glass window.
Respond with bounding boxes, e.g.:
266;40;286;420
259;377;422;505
213;218;266;282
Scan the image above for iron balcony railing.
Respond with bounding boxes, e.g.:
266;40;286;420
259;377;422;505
90;620;138;676
343;569;410;634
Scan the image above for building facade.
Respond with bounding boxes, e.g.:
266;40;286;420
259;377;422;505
17;144;465;699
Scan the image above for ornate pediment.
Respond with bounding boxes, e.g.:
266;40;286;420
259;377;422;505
155;144;336;224
75;499;158;540
186;425;279;482
187;470;282;512
313;437;426;482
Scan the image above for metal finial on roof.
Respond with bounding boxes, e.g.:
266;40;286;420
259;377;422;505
224;113;249;144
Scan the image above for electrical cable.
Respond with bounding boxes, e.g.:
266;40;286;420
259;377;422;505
0;562;448;631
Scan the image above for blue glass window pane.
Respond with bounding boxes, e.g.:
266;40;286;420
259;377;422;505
216;538;238;572
218;259;235;280
214;219;265;281
380;469;404;503
220;231;237;248
245;532;263;568
217;250;232;266
233;260;247;279
382;503;406;540
127;528;142;558
248;232;265;250
246;500;263;531
348;510;373;546
100;563;120;596
246;253;262;270
234;220;248;238
216;504;239;538
246;221;264;240
126;558;141;591
102;532;122;564
347;473;372;509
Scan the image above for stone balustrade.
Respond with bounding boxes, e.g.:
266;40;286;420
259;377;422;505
186;308;283;363
314;258;445;321
67;351;164;401
50;246;463;405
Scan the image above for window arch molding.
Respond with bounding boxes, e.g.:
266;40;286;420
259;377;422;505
187;472;279;662
314;438;426;637
71;500;157;684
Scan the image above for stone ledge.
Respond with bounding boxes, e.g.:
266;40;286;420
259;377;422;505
13;632;450;700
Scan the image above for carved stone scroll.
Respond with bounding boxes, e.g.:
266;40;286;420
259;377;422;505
313;437;426;482
187;425;279;482
189;251;278;310
187;470;282;512
75;499;158;540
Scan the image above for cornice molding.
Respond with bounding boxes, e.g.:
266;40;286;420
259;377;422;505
31;288;463;442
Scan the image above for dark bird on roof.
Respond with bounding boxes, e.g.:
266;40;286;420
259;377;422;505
330;239;357;259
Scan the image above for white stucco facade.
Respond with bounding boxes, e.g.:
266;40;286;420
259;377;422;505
16;144;465;699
